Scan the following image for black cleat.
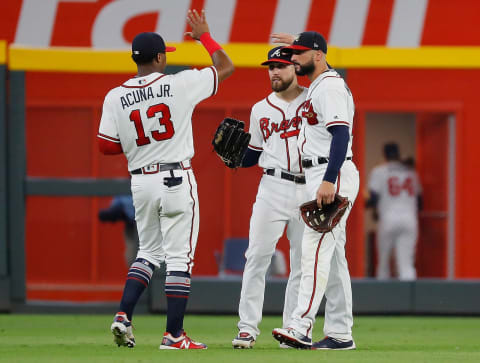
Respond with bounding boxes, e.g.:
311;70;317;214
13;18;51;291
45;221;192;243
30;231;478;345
311;336;356;350
272;328;312;349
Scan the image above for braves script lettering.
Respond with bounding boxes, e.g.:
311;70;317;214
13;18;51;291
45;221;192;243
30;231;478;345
260;116;302;141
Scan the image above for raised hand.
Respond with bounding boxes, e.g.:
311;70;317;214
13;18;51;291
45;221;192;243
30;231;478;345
185;9;210;40
271;32;295;45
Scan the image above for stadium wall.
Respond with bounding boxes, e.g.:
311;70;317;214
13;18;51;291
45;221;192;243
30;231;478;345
3;50;480;304
148;277;480;315
0;40;10;311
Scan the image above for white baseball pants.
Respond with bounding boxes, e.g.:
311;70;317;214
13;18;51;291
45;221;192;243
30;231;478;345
289;160;359;341
131;168;199;273
237;174;305;338
376;218;418;280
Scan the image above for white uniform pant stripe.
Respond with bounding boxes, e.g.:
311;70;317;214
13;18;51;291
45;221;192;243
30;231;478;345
186;171;198;272
300;233;326;319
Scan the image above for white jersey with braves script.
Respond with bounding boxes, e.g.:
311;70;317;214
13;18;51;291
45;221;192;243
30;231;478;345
298;69;354;159
369;161;422;223
98;68;218;171
236;87;308;338
249;88;308;173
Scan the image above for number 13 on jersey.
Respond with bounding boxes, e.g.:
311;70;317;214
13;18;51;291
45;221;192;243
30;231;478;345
129;103;175;146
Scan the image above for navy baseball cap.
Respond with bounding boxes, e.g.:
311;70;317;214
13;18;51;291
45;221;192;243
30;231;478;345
131;32;176;63
282;31;327;54
261;46;294;66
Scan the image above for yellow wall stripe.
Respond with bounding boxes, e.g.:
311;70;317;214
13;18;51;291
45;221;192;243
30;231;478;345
8;43;480;72
337;46;480;69
0;41;6;65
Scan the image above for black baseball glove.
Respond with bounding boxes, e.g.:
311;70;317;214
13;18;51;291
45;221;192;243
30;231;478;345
300;194;350;233
212;117;251;168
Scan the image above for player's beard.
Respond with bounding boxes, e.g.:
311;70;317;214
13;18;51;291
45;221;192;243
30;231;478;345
271;75;294;92
295;59;315;77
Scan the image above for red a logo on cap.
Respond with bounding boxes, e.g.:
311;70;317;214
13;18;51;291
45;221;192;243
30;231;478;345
301;99;318;125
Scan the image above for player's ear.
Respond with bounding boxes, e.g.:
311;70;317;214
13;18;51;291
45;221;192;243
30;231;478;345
314;50;324;62
155;53;166;63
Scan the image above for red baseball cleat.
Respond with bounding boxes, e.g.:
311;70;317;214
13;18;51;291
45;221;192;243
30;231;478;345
159;331;207;350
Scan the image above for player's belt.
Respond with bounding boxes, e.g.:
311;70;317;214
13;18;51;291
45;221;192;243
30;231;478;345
130;162;189;175
301;156;352;168
264;169;306;184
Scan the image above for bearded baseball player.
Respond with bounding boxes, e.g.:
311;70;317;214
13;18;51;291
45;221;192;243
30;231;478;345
271;31;359;350
367;143;423;280
231;47;307;349
97;9;233;350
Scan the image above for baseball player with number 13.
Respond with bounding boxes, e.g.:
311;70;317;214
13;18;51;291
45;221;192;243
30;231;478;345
271;31;359;350
97;9;234;350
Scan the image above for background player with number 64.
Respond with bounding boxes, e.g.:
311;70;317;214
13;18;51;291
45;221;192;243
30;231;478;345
367;143;423;280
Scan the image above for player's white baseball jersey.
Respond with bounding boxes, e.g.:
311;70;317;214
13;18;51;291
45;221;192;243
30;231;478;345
249;89;308;172
298;69;354;160
369;161;422;280
98;67;217;272
98;68;217;171
288;69;360;342
237;88;308;338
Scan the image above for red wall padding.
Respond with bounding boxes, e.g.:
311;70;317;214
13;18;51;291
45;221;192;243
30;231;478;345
25;68;330;300
416;113;449;277
25;66;480;301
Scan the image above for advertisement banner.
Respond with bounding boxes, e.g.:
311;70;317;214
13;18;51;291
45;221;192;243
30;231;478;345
1;0;479;49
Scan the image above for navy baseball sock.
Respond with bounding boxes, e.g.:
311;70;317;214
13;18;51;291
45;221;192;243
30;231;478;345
165;271;191;338
119;258;155;321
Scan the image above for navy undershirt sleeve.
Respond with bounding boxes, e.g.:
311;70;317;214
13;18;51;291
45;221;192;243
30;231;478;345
366;190;379;208
241;148;262;167
323;125;350;183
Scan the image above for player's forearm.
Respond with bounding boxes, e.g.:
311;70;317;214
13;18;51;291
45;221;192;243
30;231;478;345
323;125;349;183
200;33;234;83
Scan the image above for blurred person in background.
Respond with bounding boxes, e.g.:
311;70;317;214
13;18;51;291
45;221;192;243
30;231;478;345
366;143;423;280
98;195;139;267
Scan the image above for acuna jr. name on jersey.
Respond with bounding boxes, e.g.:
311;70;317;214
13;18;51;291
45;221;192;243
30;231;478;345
120;84;172;110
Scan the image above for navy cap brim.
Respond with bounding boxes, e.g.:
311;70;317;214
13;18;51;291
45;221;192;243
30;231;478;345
261;58;294;66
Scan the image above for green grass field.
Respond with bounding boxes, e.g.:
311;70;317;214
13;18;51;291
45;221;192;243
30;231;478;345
0;314;479;362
